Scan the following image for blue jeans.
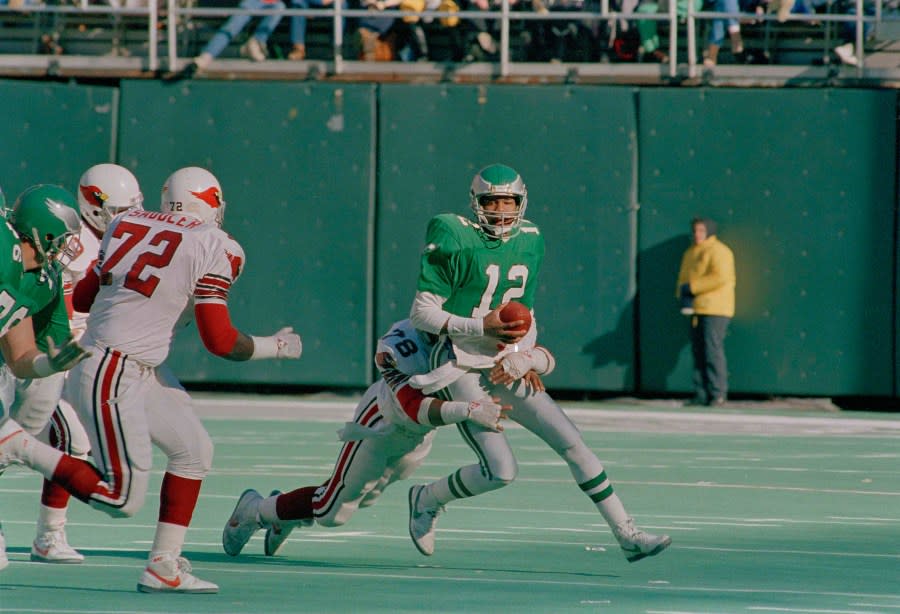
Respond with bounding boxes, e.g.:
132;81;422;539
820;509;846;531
708;0;740;45
202;0;286;58
290;0;347;45
690;314;730;403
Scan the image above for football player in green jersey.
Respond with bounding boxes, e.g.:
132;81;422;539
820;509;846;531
0;184;91;571
406;164;671;563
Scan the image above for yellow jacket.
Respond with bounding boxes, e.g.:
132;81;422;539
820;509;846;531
676;235;735;317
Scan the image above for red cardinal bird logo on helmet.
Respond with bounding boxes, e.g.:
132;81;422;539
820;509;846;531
190;187;222;208
79;184;108;207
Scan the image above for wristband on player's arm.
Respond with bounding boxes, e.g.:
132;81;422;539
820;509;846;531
446;315;483;337
415;399;469;426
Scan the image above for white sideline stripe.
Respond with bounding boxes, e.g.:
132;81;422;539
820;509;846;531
191;397;900;436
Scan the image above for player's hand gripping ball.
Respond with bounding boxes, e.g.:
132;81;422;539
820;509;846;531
499;301;532;335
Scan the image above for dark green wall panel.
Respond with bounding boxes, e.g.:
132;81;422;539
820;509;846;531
118;80;376;386
638;88;896;396
2;79;897;398
375;84;637;391
0;79;115;199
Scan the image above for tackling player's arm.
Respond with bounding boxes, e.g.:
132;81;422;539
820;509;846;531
194;303;300;362
376;350;509;431
0;316;88;378
192;243;300;362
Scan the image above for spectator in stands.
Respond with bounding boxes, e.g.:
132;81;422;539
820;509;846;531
676;217;736;407
616;0;699;63
286;0;347;60
191;0;286;71
831;0;874;65
462;0;520;60
703;0;747;66
355;0;432;61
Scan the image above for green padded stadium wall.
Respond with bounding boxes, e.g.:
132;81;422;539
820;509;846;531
0;80;116;198
375;84;638;392
117;80;377;387
638;88;896;397
1;79;897;397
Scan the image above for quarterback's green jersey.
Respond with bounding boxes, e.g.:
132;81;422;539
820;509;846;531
417;213;545;318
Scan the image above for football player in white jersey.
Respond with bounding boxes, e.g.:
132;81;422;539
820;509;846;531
405;164;671;563
219;318;554;558
22;163;144;564
0;167;302;593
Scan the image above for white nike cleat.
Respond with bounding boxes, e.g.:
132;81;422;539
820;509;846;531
613;518;672;562
222;488;263;556
31;529;85;563
0;523;9;571
137;553;218;593
408;485;444;556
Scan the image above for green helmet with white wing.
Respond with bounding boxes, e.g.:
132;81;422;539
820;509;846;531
9;184;82;269
469;164;528;239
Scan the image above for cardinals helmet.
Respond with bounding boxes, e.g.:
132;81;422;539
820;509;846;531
77;163;144;233
161;166;225;227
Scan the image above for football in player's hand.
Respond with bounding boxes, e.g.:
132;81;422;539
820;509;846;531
499;301;532;334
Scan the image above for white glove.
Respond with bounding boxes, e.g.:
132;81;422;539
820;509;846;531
49;337;92;372
33;336;92;377
500;351;535;380
465;397;504;431
440;397;504;431
499;348;554;379
251;327;302;360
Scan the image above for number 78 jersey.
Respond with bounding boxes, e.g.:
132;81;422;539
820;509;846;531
417;213;545;317
85;209;244;366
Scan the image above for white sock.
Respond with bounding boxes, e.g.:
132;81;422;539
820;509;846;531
14;427;64;478
37;504;68;533
258;494;278;526
596;492;630;529
149;522;187;559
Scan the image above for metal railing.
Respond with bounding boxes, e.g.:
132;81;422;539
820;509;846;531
0;0;893;78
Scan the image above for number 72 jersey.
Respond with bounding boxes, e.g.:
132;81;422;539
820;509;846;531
84;209;244;367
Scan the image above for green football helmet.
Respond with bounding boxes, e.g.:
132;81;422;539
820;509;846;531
469;164;528;238
9;184;82;268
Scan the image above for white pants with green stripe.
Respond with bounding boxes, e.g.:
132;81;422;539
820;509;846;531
437;369;614;504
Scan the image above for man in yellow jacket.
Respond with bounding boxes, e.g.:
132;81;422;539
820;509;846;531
676;217;735;407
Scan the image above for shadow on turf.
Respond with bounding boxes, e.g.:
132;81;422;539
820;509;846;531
5;547;622;580
211;554;623;579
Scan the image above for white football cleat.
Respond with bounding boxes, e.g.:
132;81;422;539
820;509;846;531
408;485;444;556
263;490;290;556
222;489;263;557
264;523;294;557
613;518;671;563
0;523;9;572
31;529;84;563
137;553;218;593
263;490;313;556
